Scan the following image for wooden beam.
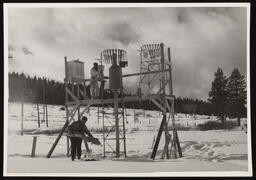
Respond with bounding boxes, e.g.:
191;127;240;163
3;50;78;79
65;87;79;103
151;115;166;160
114;90;120;158
46;103;79;158
167;47;173;95
151;98;165;112
47;121;69;158
67;69;171;82
66;94;174;106
174;128;183;157
121;68;171;78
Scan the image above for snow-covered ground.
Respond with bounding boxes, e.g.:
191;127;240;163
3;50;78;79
5;102;251;176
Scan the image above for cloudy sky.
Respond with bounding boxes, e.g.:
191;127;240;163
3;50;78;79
7;5;248;100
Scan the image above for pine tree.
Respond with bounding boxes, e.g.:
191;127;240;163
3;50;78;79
227;68;247;126
208;68;228;123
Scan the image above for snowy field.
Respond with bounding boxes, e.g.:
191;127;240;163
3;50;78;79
5;102;251;176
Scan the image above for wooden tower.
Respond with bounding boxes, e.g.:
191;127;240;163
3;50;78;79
139;43;182;159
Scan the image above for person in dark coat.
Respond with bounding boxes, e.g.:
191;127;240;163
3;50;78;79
67;116;98;161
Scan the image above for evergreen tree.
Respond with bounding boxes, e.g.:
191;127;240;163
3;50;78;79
227;68;247;126
208;68;228;123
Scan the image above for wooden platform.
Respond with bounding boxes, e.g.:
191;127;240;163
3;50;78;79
65;94;175;106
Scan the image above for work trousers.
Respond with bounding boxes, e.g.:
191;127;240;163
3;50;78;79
70;137;82;160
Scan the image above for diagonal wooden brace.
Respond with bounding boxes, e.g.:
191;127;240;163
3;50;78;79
65;87;79;103
151;98;165;112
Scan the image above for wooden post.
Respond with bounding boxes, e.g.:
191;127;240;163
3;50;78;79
114;90;120;158
161;133;171;159
151;135;156;149
160;43;170;159
97;106;100;124
77;105;80;120
37;104;40;128
72;81;74;100
151;114;166;159
102;106;106;158
83;81;87;100
65;57;69;102
66;136;70;157
121;90;127;157
173;130;177;158
168;47;181;158
64;57;70;157
46;103;48;127
21;101;24;136
77;83;80;101
167;47;173;96
133;104;136;123
43;84;46;123
31;136;37;157
174;128;183;157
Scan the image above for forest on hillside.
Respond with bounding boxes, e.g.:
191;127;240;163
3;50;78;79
8;72;215;115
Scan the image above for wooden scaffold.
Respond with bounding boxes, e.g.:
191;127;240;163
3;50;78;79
46;43;182;160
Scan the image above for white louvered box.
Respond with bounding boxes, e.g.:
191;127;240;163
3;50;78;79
66;60;84;81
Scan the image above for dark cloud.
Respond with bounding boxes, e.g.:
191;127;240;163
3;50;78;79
176;9;190;24
108;22;141;46
22;46;34;55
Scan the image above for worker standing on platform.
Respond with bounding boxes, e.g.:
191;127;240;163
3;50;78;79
67;116;99;161
90;62;100;99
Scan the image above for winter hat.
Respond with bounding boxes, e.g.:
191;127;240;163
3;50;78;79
81;116;88;122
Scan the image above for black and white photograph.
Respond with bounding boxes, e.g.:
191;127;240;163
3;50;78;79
3;3;252;176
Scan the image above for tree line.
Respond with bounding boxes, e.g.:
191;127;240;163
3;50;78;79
8;72;65;105
8;72;214;115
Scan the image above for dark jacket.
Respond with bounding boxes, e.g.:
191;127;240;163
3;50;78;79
67;120;93;138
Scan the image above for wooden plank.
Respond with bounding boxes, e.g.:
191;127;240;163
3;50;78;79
46;121;69;158
47;104;79;158
66;69;171;82
67;104;79;122
66;94;174;106
173;129;177;159
37;104;40;128
167;47;173;95
46;103;48;127
160;43;170;160
77;83;80;100
114;90;120;158
21;102;24;136
156;81;169;95
122;68;170;78
83;81;88;99
151;98;165;112
121;98;127;157
165;98;171;112
66;136;70;157
161;133;171;159
65;87;79;103
174;128;183;157
151;115;166;160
